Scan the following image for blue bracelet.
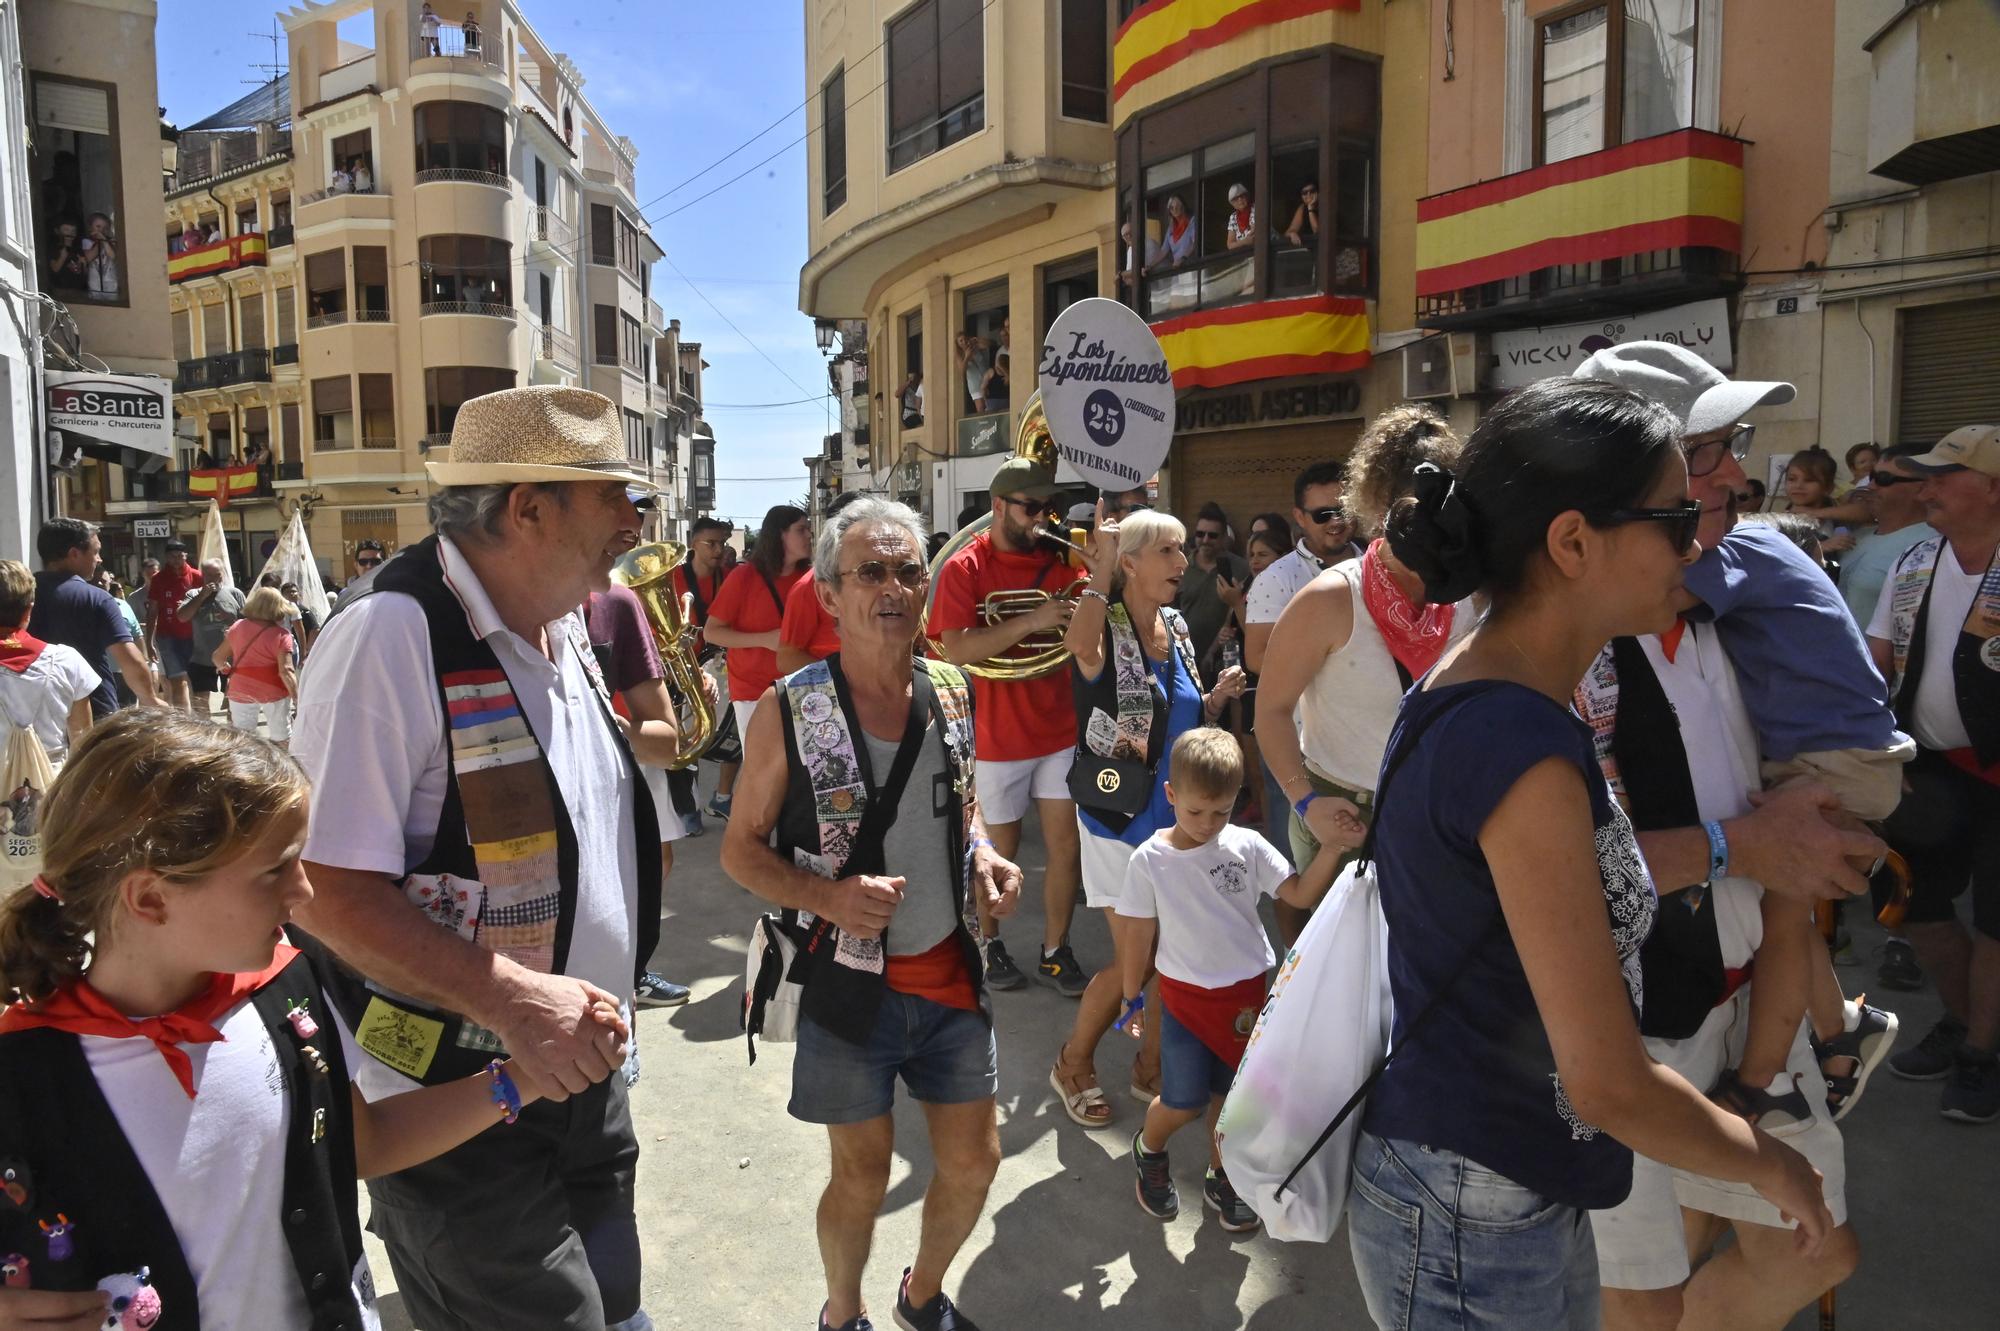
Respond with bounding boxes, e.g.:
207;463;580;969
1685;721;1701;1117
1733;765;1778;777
1292;792;1319;820
1114;994;1146;1031
487;1059;521;1125
1703;820;1730;883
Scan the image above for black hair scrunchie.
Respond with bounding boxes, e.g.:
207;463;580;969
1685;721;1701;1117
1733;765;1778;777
1389;463;1484;605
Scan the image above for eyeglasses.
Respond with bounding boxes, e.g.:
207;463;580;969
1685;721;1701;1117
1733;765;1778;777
1002;496;1055;519
1592;501;1703;556
1192;529;1223;541
1683;423;1755;478
1305;506;1347;526
837;560;928;589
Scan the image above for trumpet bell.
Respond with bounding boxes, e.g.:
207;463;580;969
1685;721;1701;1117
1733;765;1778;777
610;541;721;769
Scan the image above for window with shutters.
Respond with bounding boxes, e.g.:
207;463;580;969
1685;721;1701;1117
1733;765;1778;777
425;367;515;437
244;407;270;461
354;246;389;318
275;286;298;349
305;249;347;324
590;204;615;266
822;67;847;214
886;0;985;173
358;374;396;448
417;235;511;311
238;291;265;350
414;101;507;178
1060;0;1110;123
617;214;640;281
623;409;647;463
206;412;233;462
594;304;619;365
1897;298;2000;446
29;73;126;306
312;376;353;449
280;404;302;464
172;308;193;363
622;312;644;370
203;300;229;356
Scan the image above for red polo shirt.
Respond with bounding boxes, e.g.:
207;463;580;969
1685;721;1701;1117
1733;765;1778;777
148;564;203;639
926;532;1082;762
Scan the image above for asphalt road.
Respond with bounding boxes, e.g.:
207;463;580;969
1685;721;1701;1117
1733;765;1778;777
364;804;1997;1330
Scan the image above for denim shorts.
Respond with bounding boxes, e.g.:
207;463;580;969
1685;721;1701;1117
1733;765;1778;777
788;991;997;1125
1158;1001;1234;1111
157;634;194;679
1347;1131;1600;1331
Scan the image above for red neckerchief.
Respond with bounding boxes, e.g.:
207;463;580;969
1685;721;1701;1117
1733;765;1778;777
1360;539;1455;681
1232;207;1253;234
0;630;47;674
0;945;300;1098
1169;215;1189;242
1660;617;1689;664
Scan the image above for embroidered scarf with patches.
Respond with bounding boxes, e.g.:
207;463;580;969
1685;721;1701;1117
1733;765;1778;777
774;656;980;1046
1081;603;1201;764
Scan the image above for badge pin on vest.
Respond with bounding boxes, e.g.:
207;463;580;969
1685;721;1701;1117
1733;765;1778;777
286;998;319;1040
1;1254;27;1287
37;1214;72;1262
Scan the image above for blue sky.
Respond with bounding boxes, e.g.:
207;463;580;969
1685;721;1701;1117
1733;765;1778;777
155;0;827;530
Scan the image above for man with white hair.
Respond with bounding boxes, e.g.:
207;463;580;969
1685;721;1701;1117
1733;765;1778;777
725;496;1022;1331
292;385;661;1331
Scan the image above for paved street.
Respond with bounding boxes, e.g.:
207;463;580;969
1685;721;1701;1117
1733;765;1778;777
366;811;1998;1330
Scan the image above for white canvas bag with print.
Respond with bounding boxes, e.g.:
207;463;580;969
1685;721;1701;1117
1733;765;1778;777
0;691;58;894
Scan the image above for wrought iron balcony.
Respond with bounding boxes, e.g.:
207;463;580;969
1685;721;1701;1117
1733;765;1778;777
173;348;272;393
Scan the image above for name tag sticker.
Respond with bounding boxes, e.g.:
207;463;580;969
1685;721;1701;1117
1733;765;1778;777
356;996;443;1078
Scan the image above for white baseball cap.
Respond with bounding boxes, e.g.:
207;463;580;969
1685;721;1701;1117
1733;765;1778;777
1904;424;2000;478
1573;341;1795;437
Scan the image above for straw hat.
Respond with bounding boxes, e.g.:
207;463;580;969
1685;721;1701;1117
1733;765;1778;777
425;385;659;490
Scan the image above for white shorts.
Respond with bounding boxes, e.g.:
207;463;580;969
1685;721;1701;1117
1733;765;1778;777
732;698;762;751
974;748;1071;825
1590;985;1849;1290
228;697;290;742
642;766;686;844
1079;820;1139;910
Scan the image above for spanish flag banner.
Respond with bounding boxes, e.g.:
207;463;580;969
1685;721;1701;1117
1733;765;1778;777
168;234;268;284
1415;129;1743;298
1151;295;1371;390
187;466;261;509
1114;0;1357;101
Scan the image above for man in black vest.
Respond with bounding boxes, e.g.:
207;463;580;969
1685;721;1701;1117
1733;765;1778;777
293;385;662;1331
1868;423;2000;1124
1574;343;1880;1331
725;496;1021;1331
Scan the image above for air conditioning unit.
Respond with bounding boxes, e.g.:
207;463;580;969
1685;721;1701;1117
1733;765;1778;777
1402;338;1454;400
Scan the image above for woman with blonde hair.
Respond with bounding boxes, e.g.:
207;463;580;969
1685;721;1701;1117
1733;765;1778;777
212;586;299;744
1047;503;1245;1129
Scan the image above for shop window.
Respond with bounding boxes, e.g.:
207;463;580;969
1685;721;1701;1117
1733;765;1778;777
1060;0;1109;123
425;366;516;436
958;280;1009;415
822;66;847;214
354;246;389;318
886;0;985;173
330;129;374;192
593;303;618;365
312;376;352;450
305;249;346;323
30;74;126;306
417;235;512;311
1039;254;1097;357
358;374;395;448
414;101;506;177
1536;1;1695;166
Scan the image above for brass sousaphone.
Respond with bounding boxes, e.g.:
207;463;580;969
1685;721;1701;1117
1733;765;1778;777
610;541;720;768
923;390;1091;681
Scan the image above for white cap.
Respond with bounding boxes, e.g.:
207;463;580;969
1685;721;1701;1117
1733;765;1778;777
1573;341;1794;437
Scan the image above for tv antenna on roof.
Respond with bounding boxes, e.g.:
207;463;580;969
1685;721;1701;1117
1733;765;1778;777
245;19;285;87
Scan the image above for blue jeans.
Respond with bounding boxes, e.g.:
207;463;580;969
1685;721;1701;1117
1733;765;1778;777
1347;1131;1600;1331
788;991;997;1125
1158;1002;1234;1111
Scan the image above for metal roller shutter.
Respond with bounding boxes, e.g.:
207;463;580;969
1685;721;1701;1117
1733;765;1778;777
1170;421;1362;535
1898;297;2000;446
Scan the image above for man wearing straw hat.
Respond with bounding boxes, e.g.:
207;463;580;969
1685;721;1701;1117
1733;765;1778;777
292;385;663;1331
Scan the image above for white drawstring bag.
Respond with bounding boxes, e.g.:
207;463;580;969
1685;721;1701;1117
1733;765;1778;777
1216;858;1391;1242
0;696;58;895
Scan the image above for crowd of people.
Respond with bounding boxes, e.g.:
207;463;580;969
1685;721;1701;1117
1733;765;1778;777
0;364;1992;1329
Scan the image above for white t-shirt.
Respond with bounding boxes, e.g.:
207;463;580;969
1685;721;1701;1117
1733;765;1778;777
1116;823;1294;988
0;643;98;764
1867;547;1981;752
1243;543;1325;626
83;992;380;1331
292;536;639;1100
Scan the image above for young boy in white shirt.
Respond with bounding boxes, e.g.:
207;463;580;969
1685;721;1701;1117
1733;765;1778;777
1116;726;1338;1230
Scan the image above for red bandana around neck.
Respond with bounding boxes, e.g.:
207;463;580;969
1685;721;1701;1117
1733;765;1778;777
1660;617;1690;663
1169;215;1189;242
1233;207;1253;233
0;945;300;1098
0;630;47;674
1361;539;1456;681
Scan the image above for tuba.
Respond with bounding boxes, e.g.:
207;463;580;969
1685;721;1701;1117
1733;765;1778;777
923;391;1089;681
611;541;720;769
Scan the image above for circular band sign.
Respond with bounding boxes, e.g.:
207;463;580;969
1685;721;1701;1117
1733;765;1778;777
1036;297;1175;491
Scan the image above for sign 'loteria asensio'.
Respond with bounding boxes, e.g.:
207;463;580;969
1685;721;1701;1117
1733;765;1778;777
1037;297;1176;492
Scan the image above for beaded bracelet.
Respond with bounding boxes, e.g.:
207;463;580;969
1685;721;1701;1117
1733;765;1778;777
487;1059;522;1125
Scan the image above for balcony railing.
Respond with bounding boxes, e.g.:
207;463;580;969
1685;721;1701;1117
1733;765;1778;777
422;300;516;321
529;207;576;252
272;343;299;366
645;298;665;331
297;182;383;210
267;224;294;249
415;167;510;190
419;432;452;453
306;309;348;331
124;467;276;504
167;234;269;284
534;322;580;367
276;461;306;482
414;27;500;68
359;435;397;450
1415;128;1745;327
353;307;392;323
173;348;272;393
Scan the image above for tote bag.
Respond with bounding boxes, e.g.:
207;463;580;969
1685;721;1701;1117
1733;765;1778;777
0;699;58;893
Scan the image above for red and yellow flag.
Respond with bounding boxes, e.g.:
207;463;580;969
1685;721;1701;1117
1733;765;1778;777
1416;129;1743;297
187;466;261;508
1151;295;1371;390
1114;0;1358;101
167;234;268;284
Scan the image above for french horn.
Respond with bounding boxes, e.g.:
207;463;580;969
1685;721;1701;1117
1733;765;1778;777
923;391;1089;681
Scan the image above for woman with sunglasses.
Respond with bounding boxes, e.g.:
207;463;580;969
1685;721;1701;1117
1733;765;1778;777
1282;180;1318;248
1347;377;1831;1330
1046;504;1244;1129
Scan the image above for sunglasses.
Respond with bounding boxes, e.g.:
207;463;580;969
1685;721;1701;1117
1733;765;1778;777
1683;423;1755;478
837;560;928;589
1866;471;1923;488
355;556;383;568
1593;500;1703;556
1002;496;1055;519
1192;529;1223;541
1305;506;1347;526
